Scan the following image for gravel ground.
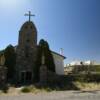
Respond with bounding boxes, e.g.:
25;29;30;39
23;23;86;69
0;91;100;100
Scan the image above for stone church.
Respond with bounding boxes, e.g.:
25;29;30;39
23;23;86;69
15;21;37;83
0;11;66;84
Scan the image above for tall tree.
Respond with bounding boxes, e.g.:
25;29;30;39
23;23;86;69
4;45;16;80
34;39;55;82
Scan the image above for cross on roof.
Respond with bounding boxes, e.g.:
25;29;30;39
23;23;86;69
25;11;35;22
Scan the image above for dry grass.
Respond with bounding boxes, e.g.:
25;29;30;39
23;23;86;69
74;81;100;91
1;82;100;95
0;85;53;95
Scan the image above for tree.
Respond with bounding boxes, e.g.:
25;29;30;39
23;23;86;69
4;45;16;80
34;39;55;82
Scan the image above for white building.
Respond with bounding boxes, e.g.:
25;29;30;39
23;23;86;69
52;51;66;75
67;60;99;66
84;60;93;65
69;60;81;66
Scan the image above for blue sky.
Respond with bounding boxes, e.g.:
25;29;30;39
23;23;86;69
0;0;100;63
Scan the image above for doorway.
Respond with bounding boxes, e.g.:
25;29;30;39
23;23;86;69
20;71;32;83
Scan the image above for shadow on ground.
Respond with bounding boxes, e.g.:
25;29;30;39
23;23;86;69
34;75;80;91
0;75;80;93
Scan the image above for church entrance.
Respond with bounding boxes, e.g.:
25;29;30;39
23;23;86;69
20;71;32;83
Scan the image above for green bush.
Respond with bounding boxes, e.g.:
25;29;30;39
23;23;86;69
21;87;31;93
4;45;16;80
34;39;55;82
2;85;9;93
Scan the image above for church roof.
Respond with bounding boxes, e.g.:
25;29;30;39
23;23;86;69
20;21;37;33
51;51;66;59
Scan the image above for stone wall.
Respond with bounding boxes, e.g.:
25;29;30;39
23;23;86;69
15;21;37;83
0;66;7;87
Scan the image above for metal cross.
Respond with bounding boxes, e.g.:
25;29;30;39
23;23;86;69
25;11;35;22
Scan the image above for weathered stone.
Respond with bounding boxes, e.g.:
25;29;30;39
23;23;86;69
15;21;37;83
0;66;7;87
0;54;5;66
39;65;47;86
0;54;7;87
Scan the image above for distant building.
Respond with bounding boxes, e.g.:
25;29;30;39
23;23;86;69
66;60;99;66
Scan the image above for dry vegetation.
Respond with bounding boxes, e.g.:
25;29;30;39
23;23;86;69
74;81;100;91
0;85;54;95
0;82;100;95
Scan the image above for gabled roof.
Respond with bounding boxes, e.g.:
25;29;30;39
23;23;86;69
51;51;66;59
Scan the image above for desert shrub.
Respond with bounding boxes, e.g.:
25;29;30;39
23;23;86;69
71;73;100;82
72;65;100;74
21;87;31;93
90;65;100;72
44;87;52;92
2;85;9;93
88;73;100;82
72;65;88;74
